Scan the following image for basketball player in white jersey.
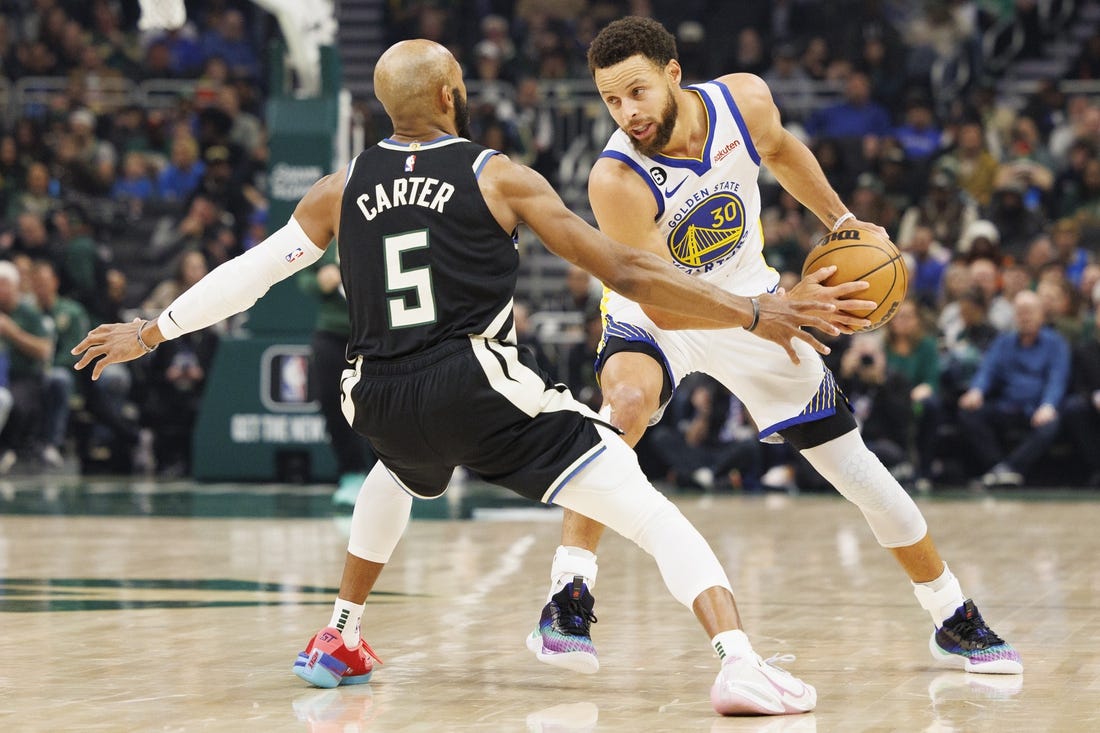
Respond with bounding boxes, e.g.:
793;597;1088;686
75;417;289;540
525;17;1021;679
72;39;880;716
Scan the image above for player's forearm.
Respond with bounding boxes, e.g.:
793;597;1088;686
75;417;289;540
640;302;746;330
609;248;755;330
764;130;848;229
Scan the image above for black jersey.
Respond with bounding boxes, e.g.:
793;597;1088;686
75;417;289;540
338;136;518;361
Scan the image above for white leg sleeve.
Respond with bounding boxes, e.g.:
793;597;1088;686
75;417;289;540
553;426;731;608
800;429;928;548
347;462;414;563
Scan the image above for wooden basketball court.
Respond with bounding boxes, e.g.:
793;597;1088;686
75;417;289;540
1;478;1095;731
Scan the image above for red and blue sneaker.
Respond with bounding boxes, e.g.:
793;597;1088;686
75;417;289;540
293;627;382;688
930;600;1022;674
526;576;599;674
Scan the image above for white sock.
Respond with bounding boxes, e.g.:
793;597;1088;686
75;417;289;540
912;563;965;627
328;598;365;649
711;629;752;662
548;545;598;600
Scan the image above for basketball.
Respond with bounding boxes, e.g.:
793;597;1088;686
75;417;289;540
801;225;908;331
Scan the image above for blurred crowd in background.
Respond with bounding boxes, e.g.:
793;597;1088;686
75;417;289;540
0;0;1099;491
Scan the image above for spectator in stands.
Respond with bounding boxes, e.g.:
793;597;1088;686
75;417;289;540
1070;156;1100;234
1052;138;1095;219
199;9;259;81
30;259;88;468
6;162;57;219
645;373;762;493
884;299;941;490
1037;274;1082;342
837;332;914;479
957;290;1070;486
1051;217;1092;287
1063;320;1100;486
11;212;63;272
762;43;815;123
512;77;558;186
513;299;555;377
968;257;1015;332
896;166;978;251
111;151;155;216
805;72;892;141
156;134;205;203
894;97;942;161
564;305;603;412
0;260;54;474
142;249;207;314
153;26;205;77
900;224;949;309
141;324;219;478
941;120;1000;207
986;179;1046;260
940;286;999;404
193;143;253;241
541;263;600;317
217;86;264;157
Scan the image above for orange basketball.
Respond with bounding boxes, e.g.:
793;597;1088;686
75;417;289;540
801;225;908;332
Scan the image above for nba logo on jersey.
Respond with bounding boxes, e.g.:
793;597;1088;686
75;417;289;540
405;154;416;172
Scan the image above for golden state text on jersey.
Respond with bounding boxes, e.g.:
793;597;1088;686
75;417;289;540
598;80;763;278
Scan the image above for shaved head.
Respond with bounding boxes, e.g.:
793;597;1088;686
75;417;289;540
374;40;463;133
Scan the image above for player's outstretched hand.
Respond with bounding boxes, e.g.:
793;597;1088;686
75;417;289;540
789;265;877;334
72;318;150;380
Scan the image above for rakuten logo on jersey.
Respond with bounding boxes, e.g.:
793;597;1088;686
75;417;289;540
712;139;740;164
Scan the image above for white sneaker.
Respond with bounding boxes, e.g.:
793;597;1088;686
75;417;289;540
711;652;816;716
41;445;64;468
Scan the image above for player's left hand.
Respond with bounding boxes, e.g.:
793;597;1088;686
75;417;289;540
72;318;152;380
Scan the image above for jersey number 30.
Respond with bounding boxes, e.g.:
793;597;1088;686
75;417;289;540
384;229;437;329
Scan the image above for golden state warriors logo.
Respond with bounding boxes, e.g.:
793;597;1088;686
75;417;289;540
668;192;746;270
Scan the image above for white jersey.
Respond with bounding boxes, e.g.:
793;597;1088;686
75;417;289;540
600;80;765;285
593;79;831;440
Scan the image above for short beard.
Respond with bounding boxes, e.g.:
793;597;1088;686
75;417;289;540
631;89;678;158
452;87;471;139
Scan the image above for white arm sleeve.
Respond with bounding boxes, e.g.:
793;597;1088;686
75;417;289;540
157;217;326;339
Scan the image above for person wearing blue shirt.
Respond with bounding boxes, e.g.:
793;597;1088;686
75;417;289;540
805;72;892;140
957;290;1071;486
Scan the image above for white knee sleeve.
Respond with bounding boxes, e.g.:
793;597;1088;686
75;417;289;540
347;462;414;563
800;429;927;548
553;426;731;607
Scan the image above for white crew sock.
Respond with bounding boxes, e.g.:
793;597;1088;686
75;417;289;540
912;563;965;627
328;598;365;649
548;545;598;600
711;629;753;662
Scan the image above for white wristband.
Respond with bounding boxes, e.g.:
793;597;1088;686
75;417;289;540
832;212;855;231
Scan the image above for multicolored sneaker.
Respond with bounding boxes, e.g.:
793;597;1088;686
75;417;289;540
293;627;382;688
711;651;816;716
930;600;1022;674
525;576;598;674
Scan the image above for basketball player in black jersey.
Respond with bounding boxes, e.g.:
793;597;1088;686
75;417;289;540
72;39;871;715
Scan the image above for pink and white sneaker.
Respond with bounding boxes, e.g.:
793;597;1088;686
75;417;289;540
710;651;816;716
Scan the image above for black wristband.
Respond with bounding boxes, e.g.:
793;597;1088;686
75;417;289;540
746;297;760;332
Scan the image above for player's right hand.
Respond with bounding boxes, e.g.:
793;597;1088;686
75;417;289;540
789;265;877;334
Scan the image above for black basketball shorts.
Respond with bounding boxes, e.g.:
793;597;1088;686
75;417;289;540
341;337;606;501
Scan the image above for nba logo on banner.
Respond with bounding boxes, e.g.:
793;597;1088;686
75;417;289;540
405;155;416;172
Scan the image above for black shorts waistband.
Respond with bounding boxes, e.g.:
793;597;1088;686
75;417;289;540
356;338;471;377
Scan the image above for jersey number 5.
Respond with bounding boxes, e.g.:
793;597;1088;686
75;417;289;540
384;229;437;329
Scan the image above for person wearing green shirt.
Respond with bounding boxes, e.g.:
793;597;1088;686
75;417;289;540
885;298;942;492
297;244;375;505
0;259;54;473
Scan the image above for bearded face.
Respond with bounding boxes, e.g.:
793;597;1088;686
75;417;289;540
630;83;678;158
452;87;471;139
